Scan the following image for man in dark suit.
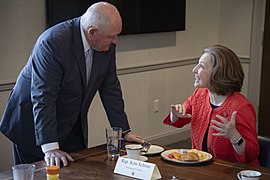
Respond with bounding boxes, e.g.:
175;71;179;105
0;2;144;166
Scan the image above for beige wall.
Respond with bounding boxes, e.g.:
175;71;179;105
0;0;265;171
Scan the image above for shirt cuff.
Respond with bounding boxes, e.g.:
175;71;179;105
122;129;131;138
41;142;60;153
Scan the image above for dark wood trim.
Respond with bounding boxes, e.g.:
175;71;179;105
259;0;270;136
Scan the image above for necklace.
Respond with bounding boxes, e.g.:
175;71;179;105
209;92;228;106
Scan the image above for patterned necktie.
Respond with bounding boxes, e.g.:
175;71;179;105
85;48;93;85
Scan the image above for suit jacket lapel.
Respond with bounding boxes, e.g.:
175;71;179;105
73;46;87;88
72;18;88;90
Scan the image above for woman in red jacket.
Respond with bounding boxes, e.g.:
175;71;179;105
163;45;259;164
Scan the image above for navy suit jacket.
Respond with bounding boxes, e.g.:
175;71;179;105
0;17;130;154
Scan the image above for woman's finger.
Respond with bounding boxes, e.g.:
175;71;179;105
212;124;223;133
215;114;227;123
230;111;237;125
211;119;223;127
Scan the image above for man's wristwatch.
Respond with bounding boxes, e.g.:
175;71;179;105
231;136;244;146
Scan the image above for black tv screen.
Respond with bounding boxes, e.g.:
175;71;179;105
46;0;186;35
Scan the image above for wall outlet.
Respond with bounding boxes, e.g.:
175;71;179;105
153;99;159;112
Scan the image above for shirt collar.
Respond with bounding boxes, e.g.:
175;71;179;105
80;18;91;54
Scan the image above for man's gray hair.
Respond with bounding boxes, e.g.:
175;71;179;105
81;2;117;33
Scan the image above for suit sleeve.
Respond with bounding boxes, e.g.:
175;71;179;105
98;49;130;132
31;40;62;146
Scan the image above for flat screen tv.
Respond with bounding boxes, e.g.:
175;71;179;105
46;0;186;35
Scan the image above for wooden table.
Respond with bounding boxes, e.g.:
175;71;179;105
1;144;270;179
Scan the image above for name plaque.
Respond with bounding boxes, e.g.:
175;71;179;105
114;157;161;180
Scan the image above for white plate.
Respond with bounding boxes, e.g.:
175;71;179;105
122;155;148;162
161;149;212;164
142;145;164;155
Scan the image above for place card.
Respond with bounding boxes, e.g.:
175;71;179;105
114;157;161;180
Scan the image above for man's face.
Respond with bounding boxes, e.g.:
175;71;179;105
89;29;119;51
88;16;122;52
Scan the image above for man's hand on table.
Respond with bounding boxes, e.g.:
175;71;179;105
124;131;144;144
44;149;74;167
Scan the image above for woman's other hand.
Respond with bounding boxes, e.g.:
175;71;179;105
211;111;240;139
171;104;192;118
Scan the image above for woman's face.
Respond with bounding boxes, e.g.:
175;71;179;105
192;53;212;88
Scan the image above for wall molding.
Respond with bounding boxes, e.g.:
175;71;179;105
117;58;198;75
145;128;191;146
0;57;250;92
117;57;250;76
0;82;15;92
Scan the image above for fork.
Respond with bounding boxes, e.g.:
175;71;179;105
141;141;151;153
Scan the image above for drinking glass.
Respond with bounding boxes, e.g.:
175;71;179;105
106;127;122;160
12;164;35;180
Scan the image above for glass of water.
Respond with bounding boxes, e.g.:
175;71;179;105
106;127;122;160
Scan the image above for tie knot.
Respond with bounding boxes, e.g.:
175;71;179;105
85;49;92;63
86;48;91;57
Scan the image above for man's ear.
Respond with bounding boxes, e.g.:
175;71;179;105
87;26;96;38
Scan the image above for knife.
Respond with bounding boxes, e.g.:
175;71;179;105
141;141;151;153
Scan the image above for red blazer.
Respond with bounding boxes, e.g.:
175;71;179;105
163;88;259;164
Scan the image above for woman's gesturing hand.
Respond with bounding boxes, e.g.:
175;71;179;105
211;111;239;139
171;104;192;118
